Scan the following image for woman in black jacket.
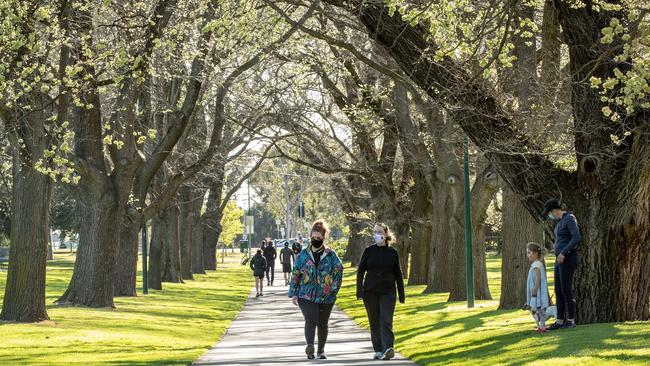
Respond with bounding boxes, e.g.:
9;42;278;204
356;223;405;361
250;249;267;297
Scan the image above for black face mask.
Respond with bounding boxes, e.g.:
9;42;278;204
311;238;324;248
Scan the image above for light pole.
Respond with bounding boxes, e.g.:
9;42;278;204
284;174;290;240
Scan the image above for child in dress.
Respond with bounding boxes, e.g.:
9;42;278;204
526;242;550;332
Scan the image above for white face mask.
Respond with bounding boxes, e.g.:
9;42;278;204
373;233;385;244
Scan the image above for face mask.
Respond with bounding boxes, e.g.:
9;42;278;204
547;213;555;221
373;233;385;244
311;238;323;248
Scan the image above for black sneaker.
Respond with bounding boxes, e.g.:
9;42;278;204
563;321;577;329
316;353;327;359
381;347;395;360
547;322;564;330
255;293;259;298
306;345;315;360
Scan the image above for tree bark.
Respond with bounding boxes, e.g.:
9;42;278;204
0;99;53;322
499;186;541;309
161;205;183;283
202;171;225;271
113;218;140;296
343;216;369;267
178;187;194;280
57;185;119;307
191;189;205;274
148;214;164;290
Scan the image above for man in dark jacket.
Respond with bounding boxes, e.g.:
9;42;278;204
542;198;581;330
263;239;277;286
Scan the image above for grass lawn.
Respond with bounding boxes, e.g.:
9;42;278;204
0;252;252;365
336;255;650;366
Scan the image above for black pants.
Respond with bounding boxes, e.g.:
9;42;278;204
265;261;274;283
297;298;334;352
554;253;577;321
363;291;396;353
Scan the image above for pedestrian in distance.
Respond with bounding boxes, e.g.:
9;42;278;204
263;238;277;286
289;219;343;360
542;198;581;330
292;238;303;255
356;222;405;361
250;249;267;297
280;242;295;286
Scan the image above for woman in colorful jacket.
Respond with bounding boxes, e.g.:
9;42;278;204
288;219;343;360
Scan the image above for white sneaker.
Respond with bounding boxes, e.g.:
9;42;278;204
381;347;395;360
373;352;382;360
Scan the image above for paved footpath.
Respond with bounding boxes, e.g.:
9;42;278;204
194;265;417;366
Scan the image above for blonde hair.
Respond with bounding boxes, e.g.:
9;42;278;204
311;219;329;237
527;242;545;263
375;222;395;246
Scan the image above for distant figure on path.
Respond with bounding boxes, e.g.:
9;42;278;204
263;239;277;286
280;242;295;286
526;242;550;332
289;219;343;360
250;249;267;297
356;222;405;361
292;238;303;255
542;198;581;330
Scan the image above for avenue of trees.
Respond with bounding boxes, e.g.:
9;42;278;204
1;0;648;325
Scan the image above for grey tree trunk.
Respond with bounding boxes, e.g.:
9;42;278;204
178;187;194;280
1;98;53;322
113;218;140;296
161;205;183;283
191;190;205;274
499;186;542;309
148;214;164;290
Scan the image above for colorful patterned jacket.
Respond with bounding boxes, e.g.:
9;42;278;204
288;246;344;304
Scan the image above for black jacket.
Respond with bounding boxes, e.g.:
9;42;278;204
263;245;277;265
250;253;267;276
357;244;405;303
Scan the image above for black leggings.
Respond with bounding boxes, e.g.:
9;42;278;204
297;298;334;352
265;262;274;283
554;253;577;321
363;291;396;352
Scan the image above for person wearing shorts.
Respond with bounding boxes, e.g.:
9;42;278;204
280;242;295;285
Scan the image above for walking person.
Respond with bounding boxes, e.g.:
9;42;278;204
280;242;295;286
289;219;343;360
249;249;267;297
292;238;303;255
263;238;277;286
542;198;581;329
356;223;405;361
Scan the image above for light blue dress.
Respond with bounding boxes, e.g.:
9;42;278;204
526;260;549;310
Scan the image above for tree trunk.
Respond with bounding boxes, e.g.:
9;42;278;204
178;188;194;280
408;184;432;285
499;186;542;309
148;214;164;290
191;192;205;274
1;121;53;322
113;218;140;296
57;186;119;307
425;180;461;293
343;217;369;267
391;218;410;279
161;205;183;283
